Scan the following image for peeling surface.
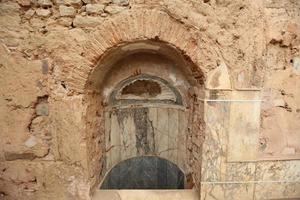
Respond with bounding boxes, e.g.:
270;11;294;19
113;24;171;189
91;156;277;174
0;0;299;199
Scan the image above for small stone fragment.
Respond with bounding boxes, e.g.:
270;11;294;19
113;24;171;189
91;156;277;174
59;5;76;17
73;15;103;27
24;9;35;19
79;5;86;13
293;57;300;75
36;102;49;116
101;12;108;17
53;0;64;5
112;0;129;6
64;0;83;7
86;4;105;14
17;0;31;6
104;5;126;14
24;136;37;148
36;8;52;17
58;17;73;26
98;0;112;4
41;60;49;74
37;0;52;7
82;0;92;3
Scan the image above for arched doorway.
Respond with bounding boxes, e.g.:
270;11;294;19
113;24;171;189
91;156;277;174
101;156;185;189
84;40;205;194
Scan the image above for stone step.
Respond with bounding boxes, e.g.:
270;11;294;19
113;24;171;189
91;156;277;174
92;189;199;200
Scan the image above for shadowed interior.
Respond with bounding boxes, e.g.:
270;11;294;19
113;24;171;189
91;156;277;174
101;156;185;189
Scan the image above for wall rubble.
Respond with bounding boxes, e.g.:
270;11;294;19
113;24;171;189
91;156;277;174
0;0;299;199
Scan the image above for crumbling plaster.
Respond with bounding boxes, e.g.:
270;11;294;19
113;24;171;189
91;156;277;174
0;0;299;199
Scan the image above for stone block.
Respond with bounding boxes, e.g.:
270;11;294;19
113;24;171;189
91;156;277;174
86;4;105;14
225;162;256;182
62;0;82;7
255;160;300;182
201;183;254;200
37;0;52;7
73;15;103;27
59;5;76;17
24;9;35;19
58;17;73;26
104;5;126;14
201;183;225;199
36;8;52;17
254;182;300;199
112;0;129;6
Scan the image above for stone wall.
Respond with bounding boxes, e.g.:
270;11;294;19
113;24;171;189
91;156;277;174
0;0;299;199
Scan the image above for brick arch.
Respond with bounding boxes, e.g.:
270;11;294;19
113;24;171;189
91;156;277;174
75;8;219;193
67;8;221;93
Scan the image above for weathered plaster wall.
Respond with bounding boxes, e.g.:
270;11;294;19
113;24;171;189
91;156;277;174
260;0;300;160
0;0;299;200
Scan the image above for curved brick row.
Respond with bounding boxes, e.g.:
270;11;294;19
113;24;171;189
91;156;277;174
67;8;220;93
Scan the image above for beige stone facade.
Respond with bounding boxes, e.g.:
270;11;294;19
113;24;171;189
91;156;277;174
0;0;299;199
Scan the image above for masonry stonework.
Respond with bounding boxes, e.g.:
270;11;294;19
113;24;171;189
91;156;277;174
0;0;299;199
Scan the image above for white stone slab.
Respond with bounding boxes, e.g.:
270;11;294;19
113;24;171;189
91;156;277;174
227;90;261;162
92;190;199;200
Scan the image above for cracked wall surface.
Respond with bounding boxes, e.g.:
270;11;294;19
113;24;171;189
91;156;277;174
0;0;299;199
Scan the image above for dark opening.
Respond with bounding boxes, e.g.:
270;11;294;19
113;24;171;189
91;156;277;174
121;80;161;97
100;156;185;189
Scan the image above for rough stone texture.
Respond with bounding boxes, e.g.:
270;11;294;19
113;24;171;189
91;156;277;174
259;0;300;160
73;15;103;28
86;4;105;15
59;5;76;17
104;5;126;14
37;0;53;7
36;8;52;17
0;0;299;200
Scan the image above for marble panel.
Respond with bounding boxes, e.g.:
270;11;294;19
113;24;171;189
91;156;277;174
255;160;300;182
168;108;179;166
254;182;300;199
227;90;261;162
200;183;225;200
201;183;254;200
225;162;256;182
178;110;188;171
156;107;169;158
225;183;254;200
201;90;231;182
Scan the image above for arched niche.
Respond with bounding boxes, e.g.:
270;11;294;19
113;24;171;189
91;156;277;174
84;40;205;192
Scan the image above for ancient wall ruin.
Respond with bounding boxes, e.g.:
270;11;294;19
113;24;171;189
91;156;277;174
0;0;299;199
